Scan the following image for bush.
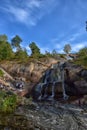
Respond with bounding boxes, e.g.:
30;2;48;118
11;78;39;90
59;54;65;58
0;91;17;113
0;69;4;77
74;47;87;68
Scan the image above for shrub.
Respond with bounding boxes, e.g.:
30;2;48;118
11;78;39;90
0;91;17;113
74;47;87;68
0;69;4;77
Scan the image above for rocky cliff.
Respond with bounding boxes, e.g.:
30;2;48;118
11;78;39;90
0;58;87;130
0;58;58;83
0;59;87;103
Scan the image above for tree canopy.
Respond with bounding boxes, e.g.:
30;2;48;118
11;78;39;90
0;34;8;42
11;35;22;50
0;41;13;60
63;44;71;54
29;42;41;58
0;33;86;68
15;48;28;60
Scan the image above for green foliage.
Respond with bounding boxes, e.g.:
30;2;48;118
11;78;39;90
51;49;59;59
29;42;41;58
59;54;65;58
64;44;71;54
44;50;59;58
11;35;22;50
52;49;58;55
82;56;87;66
0;69;4;77
0;91;17;113
45;50;52;57
0;34;8;42
75;47;87;68
78;47;87;57
0;41;13;60
15;48;28;60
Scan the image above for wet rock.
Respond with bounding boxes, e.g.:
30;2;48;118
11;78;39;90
78;69;87;81
74;80;87;95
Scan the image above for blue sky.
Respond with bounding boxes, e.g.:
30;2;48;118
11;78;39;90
0;0;87;54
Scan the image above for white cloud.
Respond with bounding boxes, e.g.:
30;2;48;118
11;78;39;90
67;27;85;42
27;0;41;8
68;32;81;42
0;0;58;26
21;44;30;51
9;7;28;22
40;47;50;54
71;42;87;52
25;45;31;51
51;26;85;51
21;44;31;55
58;49;64;53
55;44;61;49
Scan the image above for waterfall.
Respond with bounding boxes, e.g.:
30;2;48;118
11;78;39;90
44;70;51;84
51;82;55;98
61;67;69;100
43;84;48;98
37;61;69;101
38;83;44;100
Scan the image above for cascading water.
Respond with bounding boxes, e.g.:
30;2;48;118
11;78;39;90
37;61;69;101
44;69;51;84
38;83;44;100
61;66;69;100
51;81;55;98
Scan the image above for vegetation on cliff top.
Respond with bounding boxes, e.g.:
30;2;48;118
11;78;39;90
0;34;87;67
74;47;87;68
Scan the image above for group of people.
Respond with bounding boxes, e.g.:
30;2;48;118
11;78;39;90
15;82;24;89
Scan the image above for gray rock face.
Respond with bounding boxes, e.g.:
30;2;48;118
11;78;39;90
78;69;87;81
0;60;87;129
32;61;87;103
0;58;57;83
65;65;87;96
74;80;87;95
0;102;87;130
1;60;87;103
